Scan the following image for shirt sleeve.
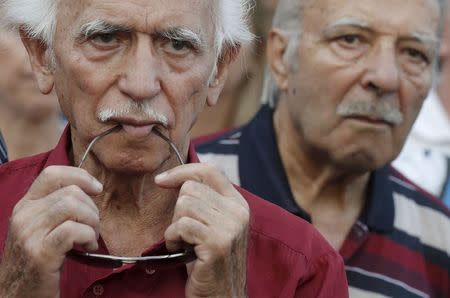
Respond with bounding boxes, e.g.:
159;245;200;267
295;250;349;298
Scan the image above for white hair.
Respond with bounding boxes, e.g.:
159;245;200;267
0;0;254;54
97;101;169;127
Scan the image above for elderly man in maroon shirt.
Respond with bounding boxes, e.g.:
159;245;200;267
0;0;347;297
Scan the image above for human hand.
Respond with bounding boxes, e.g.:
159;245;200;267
155;163;250;297
0;166;102;298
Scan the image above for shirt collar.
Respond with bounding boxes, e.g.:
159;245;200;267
0;131;8;163
361;165;395;232
44;125;72;168
237;105;395;232
238;105;312;221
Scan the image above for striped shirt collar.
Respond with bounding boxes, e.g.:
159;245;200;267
238;105;395;232
0;131;7;164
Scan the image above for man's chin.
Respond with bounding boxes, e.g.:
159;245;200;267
106;163;162;176
102;154;174;176
334;153;387;174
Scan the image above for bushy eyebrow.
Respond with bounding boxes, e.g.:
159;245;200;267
322;18;371;35
404;32;439;50
76;21;206;50
77;20;132;39
156;27;206;50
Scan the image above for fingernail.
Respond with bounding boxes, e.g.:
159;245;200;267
93;180;103;192
155;171;168;182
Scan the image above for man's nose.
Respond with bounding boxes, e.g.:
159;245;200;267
118;39;161;101
361;43;400;94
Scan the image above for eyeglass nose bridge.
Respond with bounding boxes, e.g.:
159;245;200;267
67;248;196;269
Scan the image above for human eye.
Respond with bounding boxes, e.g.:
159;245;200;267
329;32;368;61
336;34;363;48
92;33;116;44
400;44;432;75
162;38;196;56
168;39;191;52
89;32;120;49
404;48;429;64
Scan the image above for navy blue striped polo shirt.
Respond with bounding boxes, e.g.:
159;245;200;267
0;132;7;164
196;105;450;297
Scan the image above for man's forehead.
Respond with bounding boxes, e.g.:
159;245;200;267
301;0;440;36
59;0;214;34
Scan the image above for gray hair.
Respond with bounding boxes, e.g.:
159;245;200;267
261;0;448;108
0;0;254;56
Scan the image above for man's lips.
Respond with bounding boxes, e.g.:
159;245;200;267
345;116;392;126
113;119;166;138
121;124;155;137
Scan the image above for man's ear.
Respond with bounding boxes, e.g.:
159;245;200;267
206;46;240;107
440;19;450;60
267;29;290;92
19;29;55;94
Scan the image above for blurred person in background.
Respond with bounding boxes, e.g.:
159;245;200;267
197;0;450;296
0;28;60;161
393;6;450;208
191;0;278;136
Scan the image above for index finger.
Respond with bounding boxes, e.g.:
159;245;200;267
26;166;103;200
154;163;240;198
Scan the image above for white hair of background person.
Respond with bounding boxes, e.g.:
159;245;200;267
0;0;254;60
260;0;448;108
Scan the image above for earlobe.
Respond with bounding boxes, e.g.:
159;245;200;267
19;30;55;94
267;29;290;91
206;75;223;107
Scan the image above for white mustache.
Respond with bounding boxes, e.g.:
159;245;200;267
96;101;169;126
336;100;403;125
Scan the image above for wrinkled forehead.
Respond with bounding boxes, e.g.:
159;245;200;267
55;0;216;43
301;0;441;38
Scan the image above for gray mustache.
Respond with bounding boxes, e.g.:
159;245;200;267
97;101;169;126
336;101;403;125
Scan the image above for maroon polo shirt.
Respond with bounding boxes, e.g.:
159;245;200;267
0;129;348;297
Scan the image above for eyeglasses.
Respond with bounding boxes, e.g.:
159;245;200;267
67;125;195;269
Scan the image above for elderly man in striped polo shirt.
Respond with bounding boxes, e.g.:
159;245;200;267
197;0;450;296
0;0;349;297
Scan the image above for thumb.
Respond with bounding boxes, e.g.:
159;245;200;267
186;261;194;276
